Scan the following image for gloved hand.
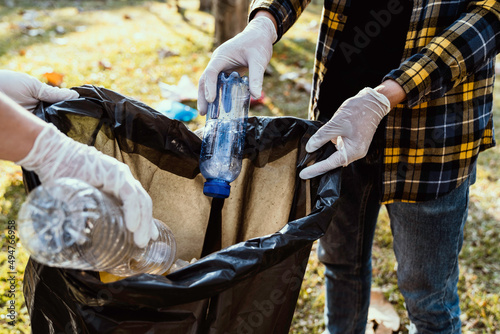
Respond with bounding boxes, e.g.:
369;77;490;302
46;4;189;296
299;87;391;179
0;70;79;112
197;16;277;115
16;123;158;248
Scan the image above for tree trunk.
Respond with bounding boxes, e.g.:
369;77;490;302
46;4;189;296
213;0;250;47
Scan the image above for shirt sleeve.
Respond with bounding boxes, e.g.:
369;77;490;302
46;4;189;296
385;0;500;108
249;0;311;42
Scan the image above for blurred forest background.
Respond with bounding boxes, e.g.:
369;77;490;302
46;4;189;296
0;1;499;333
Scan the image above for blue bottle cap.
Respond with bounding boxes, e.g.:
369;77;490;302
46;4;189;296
203;179;231;198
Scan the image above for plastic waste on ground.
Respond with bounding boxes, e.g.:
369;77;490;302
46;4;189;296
18;177;176;276
158;74;198;102
250;91;265;107
156;99;198;122
199;71;250;198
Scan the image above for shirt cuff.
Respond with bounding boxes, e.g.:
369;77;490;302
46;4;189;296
384;54;440;108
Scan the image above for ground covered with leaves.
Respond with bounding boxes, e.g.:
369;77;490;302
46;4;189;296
0;1;498;333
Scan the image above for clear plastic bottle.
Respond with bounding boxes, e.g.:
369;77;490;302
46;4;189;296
200;72;250;198
18;178;176;277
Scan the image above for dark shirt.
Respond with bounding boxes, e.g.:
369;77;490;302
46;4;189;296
317;0;412;122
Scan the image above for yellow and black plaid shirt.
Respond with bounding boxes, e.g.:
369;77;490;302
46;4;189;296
250;0;499;203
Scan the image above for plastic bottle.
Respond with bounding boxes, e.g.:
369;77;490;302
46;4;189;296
17;178;176;277
200;72;250;198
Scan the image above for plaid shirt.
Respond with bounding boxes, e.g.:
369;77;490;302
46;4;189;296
250;0;499;203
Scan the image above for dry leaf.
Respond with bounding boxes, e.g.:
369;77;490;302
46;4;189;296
98;59;112;70
368;289;400;332
43;71;64;87
55;25;66;34
365;322;375;334
375;323;394;334
157;48;179;59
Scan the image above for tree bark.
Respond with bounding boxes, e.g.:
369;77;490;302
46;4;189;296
213;0;250;47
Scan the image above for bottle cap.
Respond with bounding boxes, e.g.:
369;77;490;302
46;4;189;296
203;179;231;198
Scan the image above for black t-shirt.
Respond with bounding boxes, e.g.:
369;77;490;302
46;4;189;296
316;0;412;122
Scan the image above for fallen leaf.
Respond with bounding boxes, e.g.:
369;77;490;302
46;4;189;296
55;25;65;34
43;71;64;87
375;324;394;334
27;28;45;37
98;59;112;70
365;322;375;334
368;289;400;332
52;37;67;45
279;72;300;81
157;47;179;59
296;79;312;94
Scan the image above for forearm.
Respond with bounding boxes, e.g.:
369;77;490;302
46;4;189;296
385;1;500;107
0;92;46;162
374;79;407;110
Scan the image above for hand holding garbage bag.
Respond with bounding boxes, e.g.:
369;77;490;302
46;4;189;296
197;14;277;115
0;70;79;112
0;77;157;248
299;87;392;179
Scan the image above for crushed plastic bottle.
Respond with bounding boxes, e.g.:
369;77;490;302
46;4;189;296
200;72;250;198
18;178;176;277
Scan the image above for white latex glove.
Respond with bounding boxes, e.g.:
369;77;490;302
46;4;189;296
197;16;277;115
16;123;158;248
0;70;79;112
300;87;391;179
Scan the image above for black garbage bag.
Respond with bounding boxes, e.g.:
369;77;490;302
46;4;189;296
22;85;341;334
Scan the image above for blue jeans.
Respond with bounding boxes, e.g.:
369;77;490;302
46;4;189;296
318;158;475;333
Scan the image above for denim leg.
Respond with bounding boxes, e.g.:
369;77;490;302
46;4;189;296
318;160;381;334
387;171;475;333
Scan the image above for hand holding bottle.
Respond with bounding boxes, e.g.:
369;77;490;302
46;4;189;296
19;178;175;276
197;14;277;115
16;124;158;248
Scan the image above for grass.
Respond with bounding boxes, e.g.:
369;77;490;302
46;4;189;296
0;1;498;333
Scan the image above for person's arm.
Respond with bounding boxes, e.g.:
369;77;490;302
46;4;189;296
385;0;500;107
0;72;158;247
0;92;45;162
300;1;499;179
374;79;407;109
